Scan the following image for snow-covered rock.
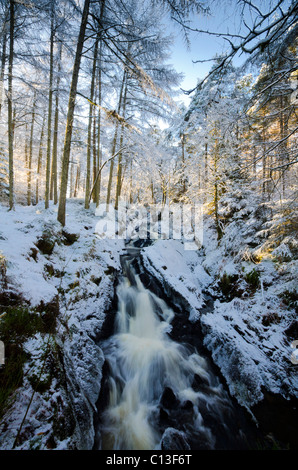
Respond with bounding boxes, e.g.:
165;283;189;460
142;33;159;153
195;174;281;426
200;296;298;408
141;221;298;418
141;239;212;320
0;200;124;450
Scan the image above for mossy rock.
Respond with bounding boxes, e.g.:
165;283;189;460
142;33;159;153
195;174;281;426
0;343;27;418
62;230;80;245
35;234;56;255
0;303;61;420
45;264;55;276
104;266;116;275
262;312;281;326
29;247;39;261
285;320;298;340
68;280;80;290
91;275;102;286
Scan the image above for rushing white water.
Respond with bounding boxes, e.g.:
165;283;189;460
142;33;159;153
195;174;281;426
98;257;237;450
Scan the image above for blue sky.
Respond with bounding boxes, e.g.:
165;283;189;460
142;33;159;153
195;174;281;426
169;29;223;105
167;7;237;106
166;0;290;106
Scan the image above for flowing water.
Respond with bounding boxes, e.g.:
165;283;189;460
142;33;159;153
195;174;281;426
96;250;254;450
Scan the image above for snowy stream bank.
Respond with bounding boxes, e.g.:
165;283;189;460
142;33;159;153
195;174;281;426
0;200;297;450
140;237;298;449
0;201;124;449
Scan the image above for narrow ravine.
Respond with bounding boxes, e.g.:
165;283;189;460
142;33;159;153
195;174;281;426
94;246;259;451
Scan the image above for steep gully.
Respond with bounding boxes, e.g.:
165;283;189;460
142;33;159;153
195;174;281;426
92;241;264;450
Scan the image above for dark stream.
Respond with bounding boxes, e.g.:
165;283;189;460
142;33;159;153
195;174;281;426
93;244;265;450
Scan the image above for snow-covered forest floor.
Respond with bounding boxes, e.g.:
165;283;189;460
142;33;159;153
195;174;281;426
0;198;297;450
0;200;124;449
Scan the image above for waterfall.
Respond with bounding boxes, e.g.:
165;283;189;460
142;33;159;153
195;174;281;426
95;254;252;450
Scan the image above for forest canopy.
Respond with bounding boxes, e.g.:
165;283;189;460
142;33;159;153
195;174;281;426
0;0;297;244
0;0;297;452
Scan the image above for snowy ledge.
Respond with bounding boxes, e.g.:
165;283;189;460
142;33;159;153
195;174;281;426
200;296;298;409
141;238;298;412
0;200;125;450
141;239;212;321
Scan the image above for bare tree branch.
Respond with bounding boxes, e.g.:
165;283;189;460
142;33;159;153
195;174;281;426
181;0;298;95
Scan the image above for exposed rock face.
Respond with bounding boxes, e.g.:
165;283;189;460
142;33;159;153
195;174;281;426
1;199;297;450
138;240;298;450
61;229;80;245
61;332;105;449
0;201;124;450
161;428;191;451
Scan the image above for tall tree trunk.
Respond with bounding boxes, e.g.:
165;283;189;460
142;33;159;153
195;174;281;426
27;91;36;205
129;157;133;204
115;79;128;210
45;7;54;209
73;164;80;197
94;41;103;206
106;69;126;211
262;119;267;198
85;34;99;209
253;144;257;176
50;41;62;205
24;124;28;203
162;178;167;205
213;141;222;240
150;179;155;203
92;87;97;203
95;108;102;205
36;115;46;204
119;158;127;195
181;132;186;195
7;0;14;210
114;134;124;211
57;0;90;226
69;162;74;198
0;21;8;117
92;0;105;206
204;141;208;203
279;94;289;197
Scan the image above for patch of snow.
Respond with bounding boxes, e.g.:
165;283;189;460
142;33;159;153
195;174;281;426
141;239;212;319
0;199;125;450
